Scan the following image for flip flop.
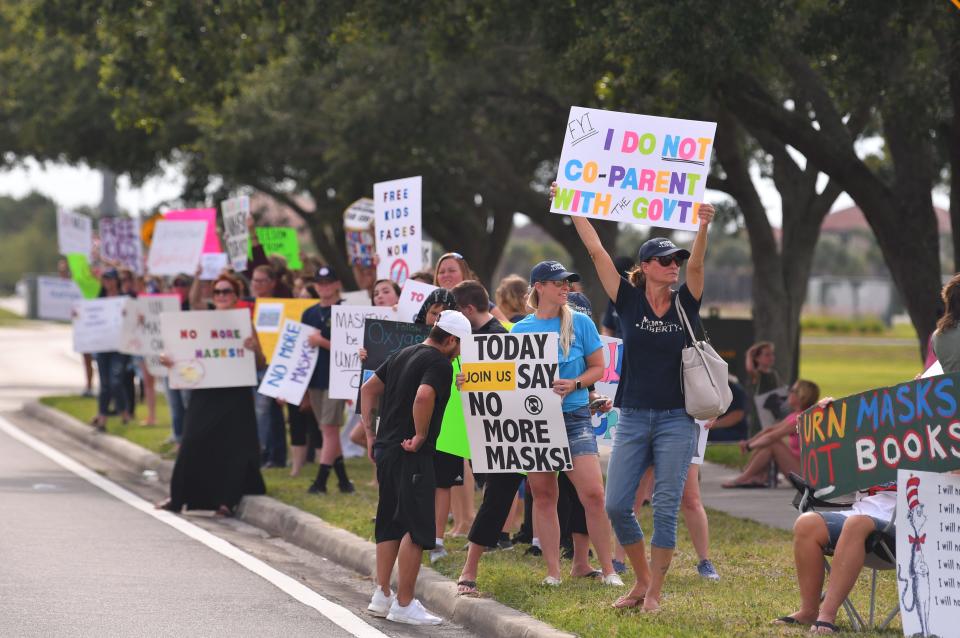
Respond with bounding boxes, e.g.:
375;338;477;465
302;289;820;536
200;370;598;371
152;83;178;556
772;616;806;625
456;580;480;597
810;620;838;634
722;481;767;489
576;570;603;580
611;594;644;609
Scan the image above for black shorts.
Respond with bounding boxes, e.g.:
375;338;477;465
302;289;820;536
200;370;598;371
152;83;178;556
433;451;465;488
374;447;436;549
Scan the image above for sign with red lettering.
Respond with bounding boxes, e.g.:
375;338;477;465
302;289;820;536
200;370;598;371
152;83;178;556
798;373;960;498
374;176;422;286
160;308;256;389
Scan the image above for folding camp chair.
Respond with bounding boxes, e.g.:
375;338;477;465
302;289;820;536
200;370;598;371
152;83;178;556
787;473;900;632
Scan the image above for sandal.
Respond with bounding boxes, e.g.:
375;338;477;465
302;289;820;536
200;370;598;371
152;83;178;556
456;580;480;597
721;481;767;489
810;620;838;634
575;569;603;580
772;616;807;626
612;594;644;609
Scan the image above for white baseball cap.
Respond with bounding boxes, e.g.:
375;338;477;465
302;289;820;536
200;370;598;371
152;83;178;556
435;310;472;342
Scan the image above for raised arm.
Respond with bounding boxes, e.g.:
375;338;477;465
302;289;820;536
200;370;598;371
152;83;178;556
571;216;621;302
188;268;205;310
685;203;715;300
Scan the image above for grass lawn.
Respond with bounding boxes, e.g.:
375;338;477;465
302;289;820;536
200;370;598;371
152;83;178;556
0;307;24;326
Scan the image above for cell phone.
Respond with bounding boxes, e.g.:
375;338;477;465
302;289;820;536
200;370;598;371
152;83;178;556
589;396;611;411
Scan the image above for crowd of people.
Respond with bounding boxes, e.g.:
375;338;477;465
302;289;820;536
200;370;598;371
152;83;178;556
66;199;960;631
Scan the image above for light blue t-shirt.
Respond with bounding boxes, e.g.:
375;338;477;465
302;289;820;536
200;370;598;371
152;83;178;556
510;311;603;412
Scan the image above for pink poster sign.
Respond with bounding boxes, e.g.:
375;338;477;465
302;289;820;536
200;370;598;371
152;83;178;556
164;208;222;254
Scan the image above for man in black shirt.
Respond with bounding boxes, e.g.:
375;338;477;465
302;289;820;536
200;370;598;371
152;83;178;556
360;310;471;626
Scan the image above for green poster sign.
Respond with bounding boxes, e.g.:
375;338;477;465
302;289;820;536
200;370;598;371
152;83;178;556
248;227;302;269
436;358;471;459
798;372;960;497
66;253;101;299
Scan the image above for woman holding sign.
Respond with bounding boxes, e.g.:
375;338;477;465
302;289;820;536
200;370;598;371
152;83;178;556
512;260;622;587
569;188;715;610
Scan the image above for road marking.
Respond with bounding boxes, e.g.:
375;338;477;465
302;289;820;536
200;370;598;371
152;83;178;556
0;416;389;638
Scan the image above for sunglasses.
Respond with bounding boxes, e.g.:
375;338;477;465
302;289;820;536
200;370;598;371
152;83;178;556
441;252;465;261
212;288;236;296
648;255;686;267
539;280;571;288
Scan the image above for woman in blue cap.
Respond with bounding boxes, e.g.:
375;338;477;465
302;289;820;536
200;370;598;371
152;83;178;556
511;260;622;587
569;199;715;610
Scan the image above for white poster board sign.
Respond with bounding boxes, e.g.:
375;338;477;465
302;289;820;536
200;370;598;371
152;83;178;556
328;305;395;399
160;308;256;389
397;280;438;323
119;298;142;355
72;297;126;353
344;197;376;267
551;107;716;231
690;421;709;465
593;336;622;446
340;290;372;306
146;220;207;276
199;253;229;280
138;295;181;377
257;319;319;404
37;276;83;322
57;209;93;259
459;332;571;473
374;176;422;286
99;217;142;273
221;196;250;271
897;469;960;638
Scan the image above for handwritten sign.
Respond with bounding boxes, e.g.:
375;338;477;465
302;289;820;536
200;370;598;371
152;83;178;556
459;333;570;473
57;209;93;258
248;227;302;269
119;298;143;355
99;217;142;273
593;336;622;446
164;208;221;254
160;308;256;389
374;176;422;286
199;253;229;280
72;297;127;353
798;373;960;497
37;276;83;322
396;279;438;323
328;305;395;399
137;295;181;377
360;318;431;389
221;196;250;271
253;298;318;363
147;220;207;276
551;107;716;231
344;198;376;267
257;319;318;404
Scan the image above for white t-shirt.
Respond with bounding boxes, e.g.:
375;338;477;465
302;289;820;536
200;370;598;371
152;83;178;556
838;490;896;521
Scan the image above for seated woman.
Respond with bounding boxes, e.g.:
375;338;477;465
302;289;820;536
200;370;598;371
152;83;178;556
721;380;819;488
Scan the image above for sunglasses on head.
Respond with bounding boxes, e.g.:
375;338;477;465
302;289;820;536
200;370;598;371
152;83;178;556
212;288;235;296
441;252;465;261
648;254;686;267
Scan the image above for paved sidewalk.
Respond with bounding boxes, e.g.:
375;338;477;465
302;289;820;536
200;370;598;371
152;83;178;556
698;460;799;531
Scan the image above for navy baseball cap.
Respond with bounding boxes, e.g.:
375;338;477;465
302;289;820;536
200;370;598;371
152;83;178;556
529;260;581;284
637;237;690;262
567;292;592;317
314;266;339;282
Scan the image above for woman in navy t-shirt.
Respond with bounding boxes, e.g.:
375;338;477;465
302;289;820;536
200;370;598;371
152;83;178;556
570;200;715;611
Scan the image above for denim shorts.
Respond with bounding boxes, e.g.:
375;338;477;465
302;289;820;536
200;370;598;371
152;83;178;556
564;407;598;458
818;512;890;551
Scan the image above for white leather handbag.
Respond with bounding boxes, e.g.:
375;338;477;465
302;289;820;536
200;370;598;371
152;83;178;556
676;299;733;419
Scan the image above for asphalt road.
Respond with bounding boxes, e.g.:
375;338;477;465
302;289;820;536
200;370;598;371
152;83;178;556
0;321;477;638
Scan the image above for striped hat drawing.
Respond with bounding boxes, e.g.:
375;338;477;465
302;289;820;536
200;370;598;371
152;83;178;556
906;475;921;511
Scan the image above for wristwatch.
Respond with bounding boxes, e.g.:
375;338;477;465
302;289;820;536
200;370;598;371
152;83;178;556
575;380;582;390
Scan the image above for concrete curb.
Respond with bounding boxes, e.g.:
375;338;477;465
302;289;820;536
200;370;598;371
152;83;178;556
23;400;575;638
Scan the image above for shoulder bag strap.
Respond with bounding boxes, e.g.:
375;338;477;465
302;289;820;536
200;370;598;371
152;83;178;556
675;293;699;346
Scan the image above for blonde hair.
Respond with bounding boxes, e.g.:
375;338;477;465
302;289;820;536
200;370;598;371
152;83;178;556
792;379;820;411
495;274;528;318
745;341;775;384
526;285;574;357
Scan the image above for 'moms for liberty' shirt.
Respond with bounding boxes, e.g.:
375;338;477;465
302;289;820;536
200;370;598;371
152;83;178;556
614;279;701;410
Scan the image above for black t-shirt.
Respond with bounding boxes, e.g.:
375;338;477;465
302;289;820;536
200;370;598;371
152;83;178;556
374;343;453;453
707;381;749;442
302;301;340;389
601;301;621;338
614;279;701;410
476;316;508;335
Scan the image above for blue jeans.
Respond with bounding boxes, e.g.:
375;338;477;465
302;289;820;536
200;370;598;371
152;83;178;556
164;378;190;443
604;407;697;549
95;352;129;416
564;407;599;457
254;371;287;466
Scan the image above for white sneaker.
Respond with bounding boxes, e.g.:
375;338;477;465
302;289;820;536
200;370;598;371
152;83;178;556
367;588;395;617
601;573;625;586
429;546;448;563
541;575;562;587
386;598;442;625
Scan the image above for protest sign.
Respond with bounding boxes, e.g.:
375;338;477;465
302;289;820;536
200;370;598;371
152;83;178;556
374;176;422;285
65;253;102;298
72;297;126;353
146;220;207;276
160;308;256;389
798;373;960;497
119;299;143;355
37;276;83;322
422;241;433;269
396;279;438;323
248;227;302;269
691;421;709;465
137;295;181;377
221;196;250;271
593;336;622;446
459;332;571;473
755;386;791;428
329;305;396;399
551;107;716;231
253;298;318;363
897;469;960;637
199;253;229;280
164;208;221;254
356;319;431;410
99;217;142;273
257;319;318;404
340;290;372;306
436;358;471;459
57;209;92;259
344;198;376;267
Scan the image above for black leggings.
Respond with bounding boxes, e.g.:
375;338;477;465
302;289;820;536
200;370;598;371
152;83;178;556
288;403;320;447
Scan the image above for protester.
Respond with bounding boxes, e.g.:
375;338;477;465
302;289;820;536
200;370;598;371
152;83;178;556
932;273;960;373
599;256;635;338
244;214;293;297
155;273;266;515
745;341;783;433
90;269;131;430
250;263;289;469
165;275;194;445
372;278;401;307
408;269;435;285
360;310;471;625
722;380;819;488
59;257;95;397
494;274;529;324
289;281;322;477
303;266;354;494
511;259;620;587
568;185;716;610
705;376;749;442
